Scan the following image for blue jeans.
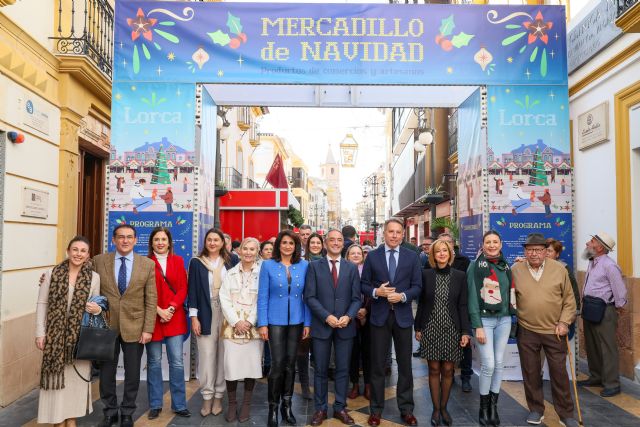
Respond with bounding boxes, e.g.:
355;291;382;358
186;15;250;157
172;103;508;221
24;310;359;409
146;336;187;411
475;316;512;395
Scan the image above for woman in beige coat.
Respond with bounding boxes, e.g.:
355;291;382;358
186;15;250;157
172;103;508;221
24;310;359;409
35;236;101;427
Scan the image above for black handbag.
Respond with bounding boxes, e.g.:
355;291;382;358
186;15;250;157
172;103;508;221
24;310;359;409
75;312;117;362
582;295;607;324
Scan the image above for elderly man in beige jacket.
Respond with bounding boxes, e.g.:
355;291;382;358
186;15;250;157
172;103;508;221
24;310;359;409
512;233;577;427
93;224;157;427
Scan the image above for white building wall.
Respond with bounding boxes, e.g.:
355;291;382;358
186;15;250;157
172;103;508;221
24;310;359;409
569;36;640;272
1;1;54;51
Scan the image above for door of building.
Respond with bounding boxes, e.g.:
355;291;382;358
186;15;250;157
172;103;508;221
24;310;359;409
78;144;106;255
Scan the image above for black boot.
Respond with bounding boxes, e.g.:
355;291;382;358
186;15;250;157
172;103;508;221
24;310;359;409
479;394;491;426
297;355;312;400
489;391;500;426
267;404;279;427
280;398;297;425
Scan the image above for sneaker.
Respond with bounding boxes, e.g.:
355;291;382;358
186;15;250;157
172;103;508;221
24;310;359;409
526;411;544;425
559;418;580;427
148;408;162;420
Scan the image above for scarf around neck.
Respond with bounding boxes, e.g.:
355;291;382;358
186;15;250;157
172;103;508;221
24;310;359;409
472;252;516;314
40;259;93;390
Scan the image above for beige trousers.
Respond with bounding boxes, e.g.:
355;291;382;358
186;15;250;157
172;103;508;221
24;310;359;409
196;298;226;399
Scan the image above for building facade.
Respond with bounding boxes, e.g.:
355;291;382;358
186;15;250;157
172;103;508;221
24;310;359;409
320;145;341;228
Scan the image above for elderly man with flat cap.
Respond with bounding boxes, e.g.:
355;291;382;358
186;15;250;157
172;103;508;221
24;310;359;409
512;233;578;427
578;232;627;397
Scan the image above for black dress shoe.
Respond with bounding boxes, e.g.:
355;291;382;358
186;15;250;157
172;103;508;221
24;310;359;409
430;409;441;426
577;378;602;387
174;409;191;417
148;408;162;420
120;414;134;427
600;386;621;397
98;415;118;427
441;408;452;426
461;377;472;393
413;351;421;358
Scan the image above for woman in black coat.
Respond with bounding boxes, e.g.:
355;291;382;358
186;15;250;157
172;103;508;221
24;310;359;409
415;239;471;426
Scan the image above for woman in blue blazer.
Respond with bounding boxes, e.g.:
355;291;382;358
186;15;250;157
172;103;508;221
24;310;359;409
258;230;311;427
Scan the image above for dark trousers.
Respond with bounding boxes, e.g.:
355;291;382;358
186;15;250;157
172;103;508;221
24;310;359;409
99;336;145;416
516;326;574;419
584;305;620;388
370;311;414;415
350;323;371;384
268;324;303;404
461;345;473;379
313;334;353;412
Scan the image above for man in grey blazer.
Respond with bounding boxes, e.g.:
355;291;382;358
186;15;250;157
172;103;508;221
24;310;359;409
93;224;157;427
304;229;362;426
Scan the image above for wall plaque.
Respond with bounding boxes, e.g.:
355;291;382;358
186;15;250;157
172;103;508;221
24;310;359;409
578;102;609;150
21;187;49;219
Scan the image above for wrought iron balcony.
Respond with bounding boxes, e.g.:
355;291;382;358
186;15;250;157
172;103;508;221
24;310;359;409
618;0;639;18
222;167;243;189
52;0;114;79
246;178;261;189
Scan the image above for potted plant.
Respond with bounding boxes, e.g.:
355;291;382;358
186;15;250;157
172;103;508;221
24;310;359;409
430;216;460;241
421;185;446;204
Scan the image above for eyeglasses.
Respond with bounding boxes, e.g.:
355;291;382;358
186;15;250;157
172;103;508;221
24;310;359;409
525;248;545;254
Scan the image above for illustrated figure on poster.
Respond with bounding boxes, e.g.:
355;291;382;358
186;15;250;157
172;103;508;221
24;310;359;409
173;168;178;182
151;187;158;201
130;169;135;179
561;178;566;194
183;176;189;193
493;177;504;195
465;176;474;217
551;168;556;183
509;181;531;215
130;178;153;213
115;176;125;193
160;187;174;216
538;189;552;218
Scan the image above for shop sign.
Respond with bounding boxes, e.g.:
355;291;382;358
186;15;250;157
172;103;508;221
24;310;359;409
578;102;609;150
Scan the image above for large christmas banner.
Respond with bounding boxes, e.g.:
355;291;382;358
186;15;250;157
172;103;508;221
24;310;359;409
487;85;573;267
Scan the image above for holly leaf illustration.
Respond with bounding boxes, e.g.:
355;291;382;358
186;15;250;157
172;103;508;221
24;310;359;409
451;32;474;48
439;15;455;37
208;30;230;46
226;12;243;35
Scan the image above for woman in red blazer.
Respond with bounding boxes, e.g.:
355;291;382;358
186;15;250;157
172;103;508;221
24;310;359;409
146;226;190;419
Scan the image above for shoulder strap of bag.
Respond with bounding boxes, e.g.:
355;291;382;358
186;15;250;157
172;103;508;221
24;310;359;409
159;269;177;295
74;364;91;382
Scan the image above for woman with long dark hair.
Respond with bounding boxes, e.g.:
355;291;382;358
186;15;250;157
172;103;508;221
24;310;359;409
258;230;311;427
415;239;471;426
35;236;101;427
305;232;326;261
467;230;516;426
145;227;190;419
189;228;234;418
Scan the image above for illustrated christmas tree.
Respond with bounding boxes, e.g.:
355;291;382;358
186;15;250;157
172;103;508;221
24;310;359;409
150;144;171;185
528;148;548;186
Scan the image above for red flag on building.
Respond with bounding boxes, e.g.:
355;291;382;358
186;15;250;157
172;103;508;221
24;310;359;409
265;154;288;188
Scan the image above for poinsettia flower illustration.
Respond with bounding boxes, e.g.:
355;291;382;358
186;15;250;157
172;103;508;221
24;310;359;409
127;8;157;42
523;11;553;45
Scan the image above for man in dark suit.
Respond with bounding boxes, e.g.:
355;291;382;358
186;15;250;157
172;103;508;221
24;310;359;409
361;218;422;426
93;224;157;427
304;229;362;426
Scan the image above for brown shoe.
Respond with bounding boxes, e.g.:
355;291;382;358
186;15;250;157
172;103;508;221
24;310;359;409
212;397;223;416
333;409;354;425
402;413;418;426
348;384;359;399
364;384;371;400
200;399;213;417
368;413;381;426
310;410;327;426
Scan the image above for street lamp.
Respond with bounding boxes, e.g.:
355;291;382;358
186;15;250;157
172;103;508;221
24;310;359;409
339;133;359;168
310;202;325;232
362;172;387;245
414;108;437;224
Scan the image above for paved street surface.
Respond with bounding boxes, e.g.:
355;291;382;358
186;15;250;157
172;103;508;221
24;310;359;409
2;352;639;427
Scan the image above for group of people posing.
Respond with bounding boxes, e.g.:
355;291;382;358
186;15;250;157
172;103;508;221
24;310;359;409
35;217;627;427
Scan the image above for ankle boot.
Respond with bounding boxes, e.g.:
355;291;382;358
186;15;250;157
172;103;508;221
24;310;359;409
348;383;360;399
225;390;237;422
280;397;297;425
479;394;491;426
489;391;500;426
267;404;279;427
239;388;253;422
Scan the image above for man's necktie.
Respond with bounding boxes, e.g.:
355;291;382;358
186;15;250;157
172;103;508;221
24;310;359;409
330;260;338;288
388;249;397;283
118;257;127;295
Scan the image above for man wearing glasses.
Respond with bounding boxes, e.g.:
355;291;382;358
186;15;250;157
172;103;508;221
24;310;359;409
511;233;578;427
93;224;157;427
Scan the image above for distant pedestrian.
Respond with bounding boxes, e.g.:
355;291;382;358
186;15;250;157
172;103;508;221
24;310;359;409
259;240;274;262
578;232;627;398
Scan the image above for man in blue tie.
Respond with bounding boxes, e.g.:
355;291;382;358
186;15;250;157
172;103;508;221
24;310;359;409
93;224;157;427
361;218;422;426
304;229;362;426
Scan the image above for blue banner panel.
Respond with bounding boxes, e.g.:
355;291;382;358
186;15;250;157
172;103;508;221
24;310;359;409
459;214;483;260
489;212;573;269
107;211;194;268
114;2;567;85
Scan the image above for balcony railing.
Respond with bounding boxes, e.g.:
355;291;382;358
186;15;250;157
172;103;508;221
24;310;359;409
618;0;639;17
52;0;114;79
246;178;261;189
222;167;243;189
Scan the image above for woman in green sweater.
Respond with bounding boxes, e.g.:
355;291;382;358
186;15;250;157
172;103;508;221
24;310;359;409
467;231;516;427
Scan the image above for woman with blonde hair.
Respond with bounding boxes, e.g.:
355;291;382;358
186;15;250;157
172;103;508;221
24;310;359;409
219;237;263;422
35;236;101;427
